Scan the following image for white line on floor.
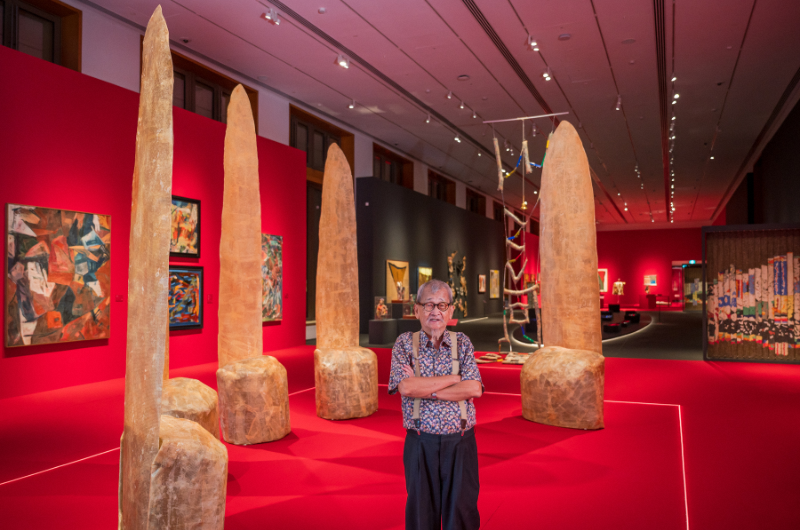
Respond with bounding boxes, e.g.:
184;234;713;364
0;447;120;487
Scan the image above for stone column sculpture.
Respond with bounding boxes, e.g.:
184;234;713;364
215;85;290;444
314;145;378;420
119;8;227;529
521;121;604;430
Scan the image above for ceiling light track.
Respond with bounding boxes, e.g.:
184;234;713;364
652;0;671;224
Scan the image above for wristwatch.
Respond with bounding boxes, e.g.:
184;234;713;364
431;392;437;399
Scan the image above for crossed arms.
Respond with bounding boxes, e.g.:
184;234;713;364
397;364;482;401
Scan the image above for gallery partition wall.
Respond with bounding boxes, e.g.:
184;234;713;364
356;177;506;334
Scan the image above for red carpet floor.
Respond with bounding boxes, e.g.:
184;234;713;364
0;346;798;529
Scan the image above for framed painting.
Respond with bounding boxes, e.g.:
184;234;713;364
418;266;433;288
6;204;111;347
170;195;200;258
168;265;204;330
489;270;500;299
598;268;608;293
644;274;657;286
387;259;410;301
478;274;487;293
262;233;283;322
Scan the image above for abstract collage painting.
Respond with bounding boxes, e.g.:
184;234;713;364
6;204;111;346
170;196;200;257
262;234;283;322
168;266;203;329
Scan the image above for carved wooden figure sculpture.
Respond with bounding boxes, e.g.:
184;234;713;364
118;7;227;529
521;121;605;430
215;84;290;445
314;144;378;420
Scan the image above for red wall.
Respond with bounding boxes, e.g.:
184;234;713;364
0;46;306;399
596;228;702;306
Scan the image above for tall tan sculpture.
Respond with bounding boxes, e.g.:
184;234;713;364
314;145;378;420
119;8;227;529
215;85;290;444
521;121;604;430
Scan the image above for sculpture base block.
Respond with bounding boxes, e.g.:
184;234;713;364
521;346;604;430
162;377;220;439
216;356;291;445
147;415;228;529
315;346;378;420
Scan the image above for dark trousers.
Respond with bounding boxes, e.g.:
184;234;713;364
403;428;480;530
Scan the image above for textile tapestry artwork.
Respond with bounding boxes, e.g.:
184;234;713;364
6;204;111;346
168;266;204;330
418;266;433;289
170;195;200;257
705;227;800;362
386;259;409;302
262;233;283;322
447;250;467;317
478;274;486;293
490;270;500;299
598;269;608;293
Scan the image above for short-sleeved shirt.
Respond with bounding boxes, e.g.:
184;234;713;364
388;330;483;435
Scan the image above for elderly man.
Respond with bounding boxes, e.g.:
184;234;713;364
388;279;483;530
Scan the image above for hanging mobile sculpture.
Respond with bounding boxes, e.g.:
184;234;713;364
485;113;567;352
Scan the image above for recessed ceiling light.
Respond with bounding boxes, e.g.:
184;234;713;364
318;7;327;14
558;33;571;41
457;74;470;81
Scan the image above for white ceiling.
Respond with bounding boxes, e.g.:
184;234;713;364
88;0;800;228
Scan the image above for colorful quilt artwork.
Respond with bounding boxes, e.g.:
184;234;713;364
170;196;200;257
707;254;800;356
5;204;111;346
262;234;283;322
168;266;203;329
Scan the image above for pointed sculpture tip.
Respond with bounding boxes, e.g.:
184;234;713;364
148;5;166;27
554;119;578;140
227;84;255;130
326;142;348;167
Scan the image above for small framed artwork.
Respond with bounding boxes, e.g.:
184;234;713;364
644;274;657;286
170;196;200;258
169;265;204;329
489;270;500;299
598;268;608;293
478;274;487;293
418;266;433;288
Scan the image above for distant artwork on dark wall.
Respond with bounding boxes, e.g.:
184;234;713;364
6;204;112;346
478;274;487;293
262;233;283;322
168;265;203;329
170;196;200;257
489;270;500;299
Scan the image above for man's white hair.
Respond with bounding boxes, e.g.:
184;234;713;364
417;279;453;303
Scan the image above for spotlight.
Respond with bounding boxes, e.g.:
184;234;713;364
425;114;431;124
336;54;350;69
348;99;355;109
542;67;552;81
671;116;676;121
672;100;677;105
477;152;481;157
527;35;539;52
617;192;621;196
447;91;453;99
624;207;628;211
615;95;622;111
672;76;677;82
674;93;680;99
460;101;465;109
472;110;477;119
710;156;715;160
261;9;281;25
531;124;538;137
454;134;461;143
534;190;538;194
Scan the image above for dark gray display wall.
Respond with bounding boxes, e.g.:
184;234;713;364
356;177;506;334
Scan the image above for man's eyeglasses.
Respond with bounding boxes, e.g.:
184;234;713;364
416;302;451;312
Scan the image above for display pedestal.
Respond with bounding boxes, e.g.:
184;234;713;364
397;318;422;335
639;294;657;309
608;303;621;313
368;319;397;344
390;302;405;319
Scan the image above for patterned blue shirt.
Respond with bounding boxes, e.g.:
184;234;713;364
388;330;483;434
